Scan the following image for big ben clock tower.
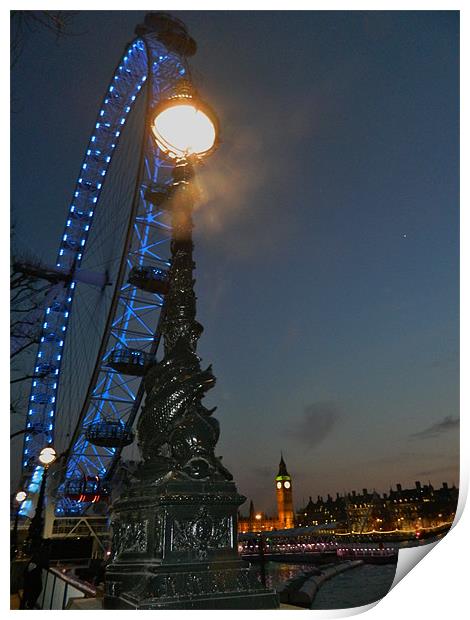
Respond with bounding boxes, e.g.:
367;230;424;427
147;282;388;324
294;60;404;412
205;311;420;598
275;454;294;529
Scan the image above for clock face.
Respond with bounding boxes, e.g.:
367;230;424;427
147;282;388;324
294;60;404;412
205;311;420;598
284;481;291;489
276;481;282;489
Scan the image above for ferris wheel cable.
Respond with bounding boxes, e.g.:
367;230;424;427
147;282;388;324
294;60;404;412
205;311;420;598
60;204;140;440
52;51;144;275
54;267;112;426
53;105;145;455
78;139;139;259
57;282;114;449
59;65;152;479
57;309;89;447
76;254;122;273
63;305;100;428
78;159;138;264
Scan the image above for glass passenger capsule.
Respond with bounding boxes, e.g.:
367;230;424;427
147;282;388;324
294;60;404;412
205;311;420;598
128;265;170;294
85;420;134;448
107;347;155;376
62;476;108;503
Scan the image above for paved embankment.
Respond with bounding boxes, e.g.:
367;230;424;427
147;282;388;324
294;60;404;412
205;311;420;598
279;560;363;608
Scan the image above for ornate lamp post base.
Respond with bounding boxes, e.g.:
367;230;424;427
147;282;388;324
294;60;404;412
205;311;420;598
104;476;279;609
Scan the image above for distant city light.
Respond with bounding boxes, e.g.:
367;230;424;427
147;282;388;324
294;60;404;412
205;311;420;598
15;490;27;503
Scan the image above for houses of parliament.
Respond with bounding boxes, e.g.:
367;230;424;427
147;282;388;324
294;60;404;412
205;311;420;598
237;455;458;534
238;455;295;533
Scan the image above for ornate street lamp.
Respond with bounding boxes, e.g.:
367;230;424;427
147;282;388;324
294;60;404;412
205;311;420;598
11;490;27;560
104;21;278;610
26;446;57;555
38;446;58;466
150;79;219;161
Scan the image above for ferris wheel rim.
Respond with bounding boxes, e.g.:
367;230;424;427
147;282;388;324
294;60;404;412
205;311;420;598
20;32;189;517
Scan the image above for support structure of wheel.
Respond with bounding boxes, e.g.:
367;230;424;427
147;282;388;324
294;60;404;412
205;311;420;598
19;16;193;518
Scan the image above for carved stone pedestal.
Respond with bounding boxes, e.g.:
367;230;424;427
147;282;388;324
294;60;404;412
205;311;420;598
104;477;279;609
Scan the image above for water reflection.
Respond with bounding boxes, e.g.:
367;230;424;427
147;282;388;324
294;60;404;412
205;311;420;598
263;562;315;591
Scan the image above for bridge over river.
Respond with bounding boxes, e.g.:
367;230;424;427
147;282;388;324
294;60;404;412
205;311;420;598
239;525;398;565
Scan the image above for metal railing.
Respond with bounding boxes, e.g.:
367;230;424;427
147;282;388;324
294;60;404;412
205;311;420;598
39;567;97;610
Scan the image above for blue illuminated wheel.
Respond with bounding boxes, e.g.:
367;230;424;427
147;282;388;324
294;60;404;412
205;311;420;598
20;23;190;517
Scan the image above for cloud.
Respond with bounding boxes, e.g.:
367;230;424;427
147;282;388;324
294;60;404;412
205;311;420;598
362;452;421;465
251;465;273;479
288;401;341;449
362;451;454;466
415;464;459;478
411;416;459;440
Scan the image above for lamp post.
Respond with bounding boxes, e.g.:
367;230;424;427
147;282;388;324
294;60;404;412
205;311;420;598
104;18;278;610
257;533;267;588
11;490;27;560
26;446;57;556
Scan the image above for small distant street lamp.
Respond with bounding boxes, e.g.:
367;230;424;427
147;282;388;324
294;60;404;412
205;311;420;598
38;446;58;466
26;446;57;555
11;490;27;560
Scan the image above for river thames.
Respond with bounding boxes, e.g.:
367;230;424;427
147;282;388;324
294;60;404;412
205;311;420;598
264;561;397;609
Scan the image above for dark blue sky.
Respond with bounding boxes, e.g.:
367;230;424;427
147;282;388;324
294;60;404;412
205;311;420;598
11;11;459;513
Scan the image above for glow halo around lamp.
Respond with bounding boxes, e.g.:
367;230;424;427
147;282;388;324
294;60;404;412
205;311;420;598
38;446;57;466
151;80;219;161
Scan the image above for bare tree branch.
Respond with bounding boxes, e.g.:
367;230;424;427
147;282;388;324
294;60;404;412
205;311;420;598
10;243;52;414
11;10;80;68
10;374;41;386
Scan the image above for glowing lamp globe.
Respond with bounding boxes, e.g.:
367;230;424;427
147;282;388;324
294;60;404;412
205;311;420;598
151;80;219;160
15;490;27;503
38;446;57;466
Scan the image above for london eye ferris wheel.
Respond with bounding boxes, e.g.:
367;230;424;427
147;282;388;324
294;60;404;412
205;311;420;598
17;13;202;518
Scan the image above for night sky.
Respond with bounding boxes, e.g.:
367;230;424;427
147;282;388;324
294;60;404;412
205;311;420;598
11;11;459;514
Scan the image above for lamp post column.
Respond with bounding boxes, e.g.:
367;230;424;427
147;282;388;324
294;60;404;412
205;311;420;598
26;446;57;556
11;505;25;560
11;491;27;560
11;511;20;560
161;160;203;357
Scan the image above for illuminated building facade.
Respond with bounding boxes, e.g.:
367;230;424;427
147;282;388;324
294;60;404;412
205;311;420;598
238;500;277;533
297;481;458;533
237;458;458;536
296;493;347;528
388;481;458;530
